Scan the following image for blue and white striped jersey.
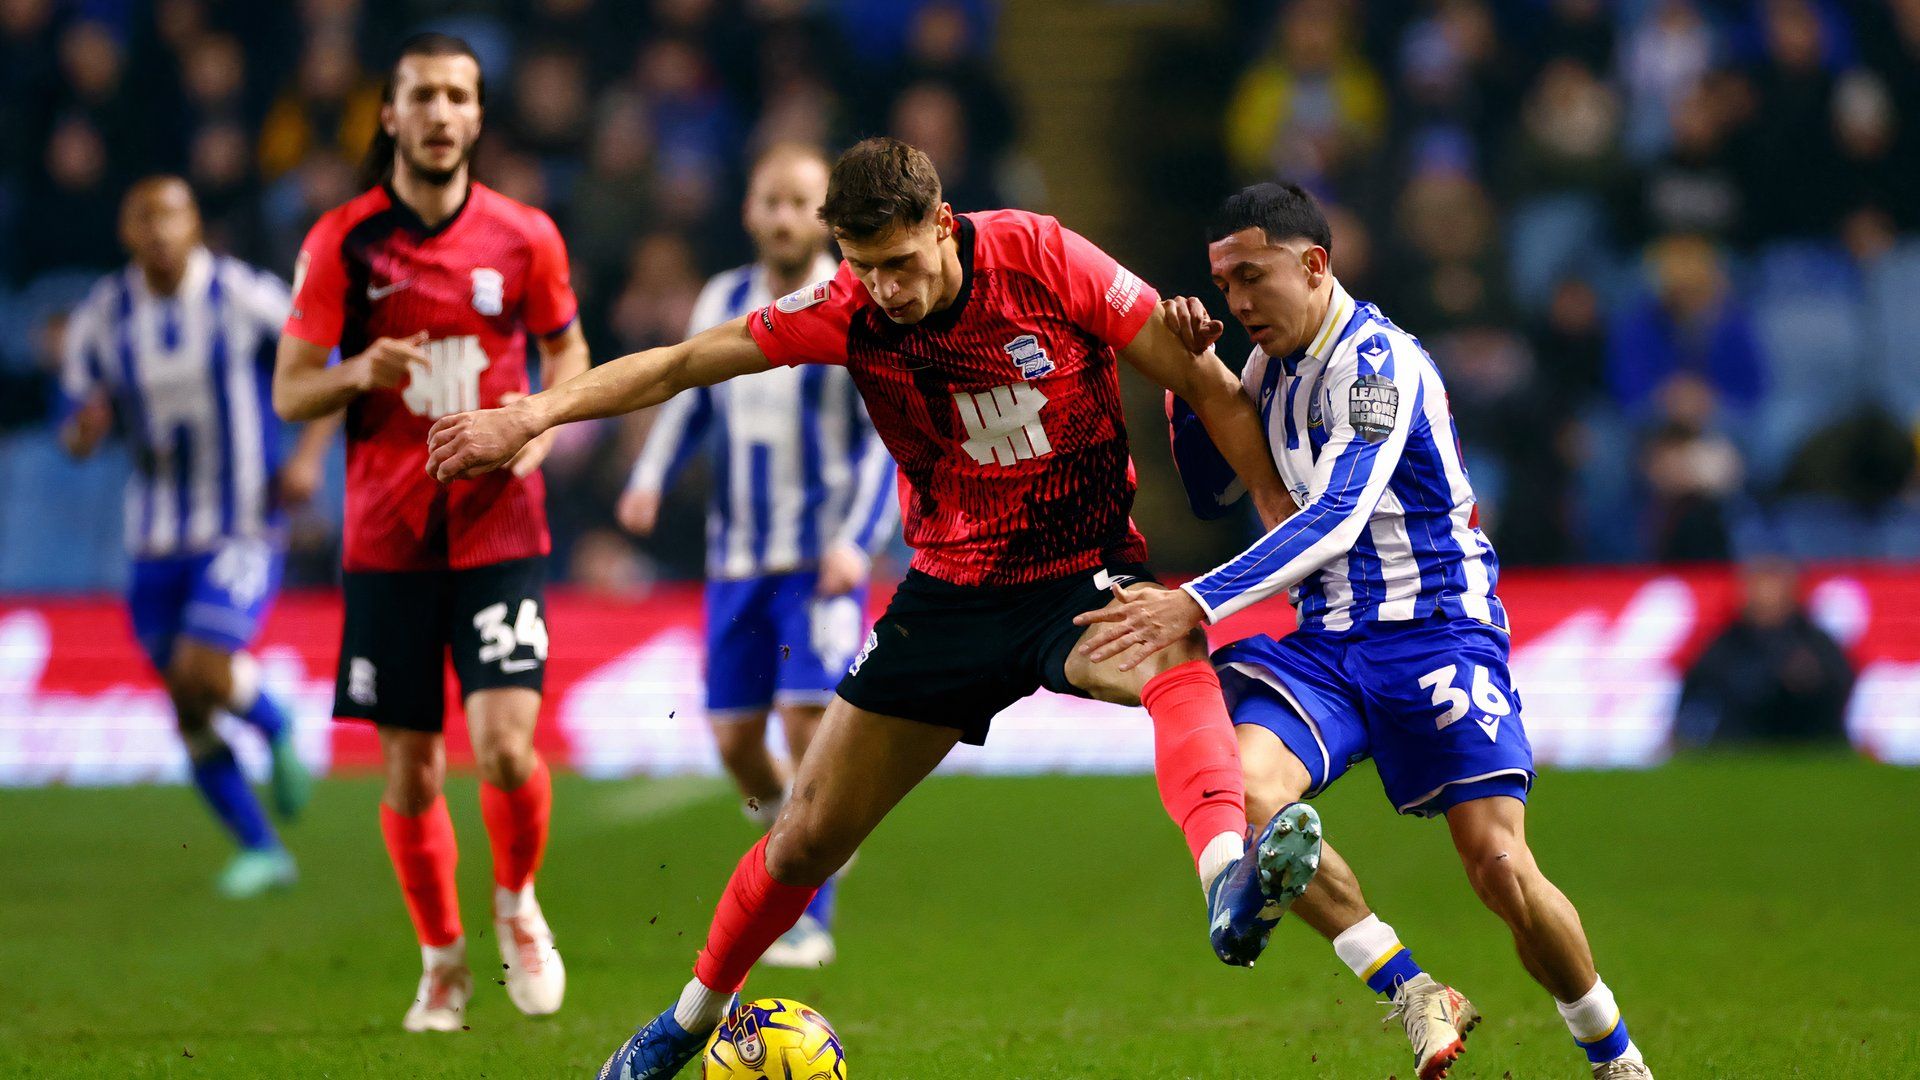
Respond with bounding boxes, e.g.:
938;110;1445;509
1172;280;1507;633
626;255;897;580
61;248;292;560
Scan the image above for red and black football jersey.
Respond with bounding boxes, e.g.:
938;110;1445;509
284;183;577;572
748;209;1159;586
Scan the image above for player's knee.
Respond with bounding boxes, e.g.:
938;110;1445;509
1462;843;1531;927
1241;754;1309;825
762;817;843;887
476;739;536;789
383;752;443;815
164;662;222;721
711;719;772;773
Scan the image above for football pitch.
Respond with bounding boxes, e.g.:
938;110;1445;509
3;754;1915;1078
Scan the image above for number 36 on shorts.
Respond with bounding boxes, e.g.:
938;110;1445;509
1417;662;1513;741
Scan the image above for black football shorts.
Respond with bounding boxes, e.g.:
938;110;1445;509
836;563;1154;744
333;557;548;732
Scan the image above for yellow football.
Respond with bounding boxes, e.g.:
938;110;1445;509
702;997;846;1079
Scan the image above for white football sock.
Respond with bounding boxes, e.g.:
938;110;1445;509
1557;976;1641;1060
1197;829;1244;892
672;975;728;1031
421;937;465;971
1331;914;1402;980
494;882;536;920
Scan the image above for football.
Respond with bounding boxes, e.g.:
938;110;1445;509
702;997;846;1079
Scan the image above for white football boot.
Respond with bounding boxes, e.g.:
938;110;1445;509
402;940;473;1033
1592;1057;1654;1079
760;914;836;968
495;884;566;1015
1385;972;1481;1080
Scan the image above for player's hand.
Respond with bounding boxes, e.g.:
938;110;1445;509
1072;582;1208;671
496;392;555;477
353;332;428;391
274;453;324;507
60;394;112;458
815;542;870;597
617;488;661;535
426;402;540;482
1160;296;1224;356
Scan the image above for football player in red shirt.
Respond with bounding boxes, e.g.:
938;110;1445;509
429;138;1314;1076
272;33;588;1033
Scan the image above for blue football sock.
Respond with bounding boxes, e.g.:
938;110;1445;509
1365;946;1425;996
1576;1018;1633;1064
237;691;289;742
803;874;838;929
189;742;276;851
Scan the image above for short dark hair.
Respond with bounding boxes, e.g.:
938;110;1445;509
1208;182;1333;251
358;32;486;188
820;137;943;240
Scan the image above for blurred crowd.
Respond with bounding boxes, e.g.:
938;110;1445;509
1;0;1917;592
1218;0;1920;566
0;0;1021;588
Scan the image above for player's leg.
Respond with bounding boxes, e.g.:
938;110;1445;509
704;577;787;823
1363;619;1646;1077
760;577;863;968
1222;648;1476;1080
604;697;957;1077
188;537;309;818
1059;575;1300;965
132;556;288;898
337;568;470;1031
453;558;563;1017
1446;797;1649;1077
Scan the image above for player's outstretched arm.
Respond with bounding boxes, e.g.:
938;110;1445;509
1117;305;1292;529
426;315;772;482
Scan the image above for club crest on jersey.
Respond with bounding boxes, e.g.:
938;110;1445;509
1002;334;1054;379
471;268;504;316
1307;393;1323;429
776;280;832;314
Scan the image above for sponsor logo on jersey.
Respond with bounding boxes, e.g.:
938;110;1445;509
1104;265;1143;315
1349;374;1398;443
471;268;504;316
1002;333;1054;379
775;279;832;313
954;383;1052;467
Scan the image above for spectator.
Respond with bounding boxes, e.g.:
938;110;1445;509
1640;388;1744;561
1675;557;1854;746
1829;69;1910;261
1225;0;1385;190
1620;0;1717;158
255;31;380;182
889;81;1000;212
1629;75;1750;245
1502;57;1627;202
1606;234;1765;416
1745;0;1843;239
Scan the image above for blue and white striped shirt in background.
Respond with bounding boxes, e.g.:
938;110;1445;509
61;248;292;560
627;255;898;580
1173;280;1508;633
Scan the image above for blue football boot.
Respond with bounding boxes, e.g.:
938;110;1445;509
597;994;731;1080
1207;802;1323;966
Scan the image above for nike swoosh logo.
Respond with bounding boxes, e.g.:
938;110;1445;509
500;659;540;673
1201;788;1232;800
367;278;412;300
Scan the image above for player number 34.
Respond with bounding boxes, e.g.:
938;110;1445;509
1417;662;1510;740
474;599;550;668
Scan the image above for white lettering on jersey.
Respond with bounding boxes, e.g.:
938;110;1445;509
1104;265;1143;315
953;382;1051;467
403;335;490;418
471;268;504;316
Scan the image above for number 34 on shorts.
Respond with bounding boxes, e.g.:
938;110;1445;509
473;598;549;673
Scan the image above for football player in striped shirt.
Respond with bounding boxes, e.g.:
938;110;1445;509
620;144;895;969
1089;182;1653;1080
61;176;327;898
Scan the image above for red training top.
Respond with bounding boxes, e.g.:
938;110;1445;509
285;182;577;572
748;209;1160;587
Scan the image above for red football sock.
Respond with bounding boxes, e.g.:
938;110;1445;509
380;798;463;947
692;835;818;993
1140;660;1248;868
480;755;552;892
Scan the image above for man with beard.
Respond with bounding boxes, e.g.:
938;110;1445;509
272;33;590;1032
618;143;896;969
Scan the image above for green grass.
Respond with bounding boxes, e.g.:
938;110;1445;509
2;755;1916;1078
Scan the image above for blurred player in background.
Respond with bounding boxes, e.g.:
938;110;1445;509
1089;182;1653;1080
425;137;1318;1080
618;143;896;969
272;34;589;1033
61;176;324;899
